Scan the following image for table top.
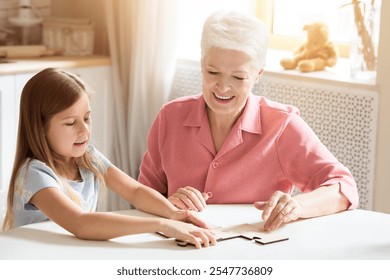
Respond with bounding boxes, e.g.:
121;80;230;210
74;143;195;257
1;205;389;260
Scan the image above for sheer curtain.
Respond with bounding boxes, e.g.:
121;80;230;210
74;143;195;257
102;0;179;210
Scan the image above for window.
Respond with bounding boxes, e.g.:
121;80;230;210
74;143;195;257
176;0;381;60
257;0;382;58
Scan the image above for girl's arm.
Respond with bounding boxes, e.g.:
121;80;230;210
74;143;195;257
105;165;209;228
29;185;215;248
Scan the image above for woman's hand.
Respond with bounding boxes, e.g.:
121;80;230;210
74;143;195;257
160;218;217;249
168;186;211;211
254;191;302;231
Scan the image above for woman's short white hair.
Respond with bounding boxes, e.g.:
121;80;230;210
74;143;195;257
201;10;269;69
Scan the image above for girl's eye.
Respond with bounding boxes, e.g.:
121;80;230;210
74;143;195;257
84;116;91;122
65;122;75;126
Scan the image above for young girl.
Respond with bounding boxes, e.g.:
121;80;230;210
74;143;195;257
2;68;216;249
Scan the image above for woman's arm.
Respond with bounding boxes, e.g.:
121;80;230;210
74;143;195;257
254;110;358;231
255;184;350;231
138;108;169;195
293;184;350;217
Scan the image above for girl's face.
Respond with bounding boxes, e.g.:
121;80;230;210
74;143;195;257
46;93;91;162
202;46;261;119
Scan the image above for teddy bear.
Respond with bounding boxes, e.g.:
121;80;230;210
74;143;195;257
280;22;338;72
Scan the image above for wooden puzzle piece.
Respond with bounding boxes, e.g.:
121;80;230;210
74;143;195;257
175;223;289;247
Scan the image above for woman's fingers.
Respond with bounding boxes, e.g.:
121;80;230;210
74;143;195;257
261;191;286;221
256;191;301;231
168;195;187;210
168;187;209;211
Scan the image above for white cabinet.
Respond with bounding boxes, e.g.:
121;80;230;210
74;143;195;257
0;65;112;191
0;75;18;191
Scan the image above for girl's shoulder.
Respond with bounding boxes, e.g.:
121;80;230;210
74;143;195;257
18;158;61;184
20;158;53;174
86;144;111;172
15;159;62;204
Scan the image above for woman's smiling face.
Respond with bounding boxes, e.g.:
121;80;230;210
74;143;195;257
201;46;261;119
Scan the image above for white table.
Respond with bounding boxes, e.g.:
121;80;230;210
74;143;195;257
1;205;390;260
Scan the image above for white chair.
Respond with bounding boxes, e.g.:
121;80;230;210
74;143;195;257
0;190;7;231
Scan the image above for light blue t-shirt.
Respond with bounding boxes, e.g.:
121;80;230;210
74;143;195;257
12;145;111;228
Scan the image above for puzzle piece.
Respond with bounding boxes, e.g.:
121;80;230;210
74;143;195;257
175;223;289;247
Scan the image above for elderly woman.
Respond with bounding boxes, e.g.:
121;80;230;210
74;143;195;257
139;10;359;231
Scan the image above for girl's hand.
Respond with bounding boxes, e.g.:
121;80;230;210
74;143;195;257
170;209;210;229
254;191;303;231
160;219;217;249
168;186;211;211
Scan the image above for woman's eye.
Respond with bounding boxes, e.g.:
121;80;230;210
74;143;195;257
208;71;218;75
234;76;245;80
84;116;91;122
65;122;75;126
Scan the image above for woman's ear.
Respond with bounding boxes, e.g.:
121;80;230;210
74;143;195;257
258;68;264;76
255;68;264;83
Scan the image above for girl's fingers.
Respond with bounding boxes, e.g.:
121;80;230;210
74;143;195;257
186;211;209;228
178;228;216;249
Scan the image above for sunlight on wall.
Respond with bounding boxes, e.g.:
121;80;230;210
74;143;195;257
176;0;256;60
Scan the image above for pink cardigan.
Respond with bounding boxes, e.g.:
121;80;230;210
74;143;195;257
139;94;359;208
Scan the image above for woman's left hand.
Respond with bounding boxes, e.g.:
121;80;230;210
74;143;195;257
254;191;302;231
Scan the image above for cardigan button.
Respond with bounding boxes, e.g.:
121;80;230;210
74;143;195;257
212;161;219;168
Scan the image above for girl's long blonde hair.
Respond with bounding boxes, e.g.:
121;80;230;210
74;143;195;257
2;68;105;231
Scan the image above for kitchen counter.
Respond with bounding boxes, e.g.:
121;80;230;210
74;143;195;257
0;55;111;75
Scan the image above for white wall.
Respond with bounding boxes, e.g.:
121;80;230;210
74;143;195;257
374;0;390;213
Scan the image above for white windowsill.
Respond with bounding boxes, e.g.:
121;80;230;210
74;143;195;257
265;49;377;91
177;49;378;91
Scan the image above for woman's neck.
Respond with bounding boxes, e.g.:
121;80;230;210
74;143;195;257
207;108;242;153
